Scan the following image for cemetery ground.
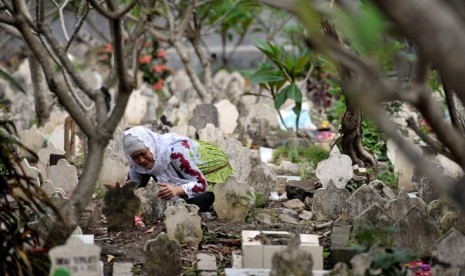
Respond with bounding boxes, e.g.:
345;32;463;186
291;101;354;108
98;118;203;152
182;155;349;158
85;191;333;275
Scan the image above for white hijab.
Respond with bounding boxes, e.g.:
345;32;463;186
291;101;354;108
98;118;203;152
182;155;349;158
122;126;192;184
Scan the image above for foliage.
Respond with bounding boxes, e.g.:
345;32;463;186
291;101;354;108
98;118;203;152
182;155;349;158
378;168;399;191
0;118;59;275
361;117;388;162
246;40;311;131
271;144;329;168
349;222;417;276
0;67;26;93
96;37;173;93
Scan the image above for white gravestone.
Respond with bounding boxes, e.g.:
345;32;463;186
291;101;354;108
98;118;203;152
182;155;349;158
49;237;102;276
316;146;353;189
47;159;79;196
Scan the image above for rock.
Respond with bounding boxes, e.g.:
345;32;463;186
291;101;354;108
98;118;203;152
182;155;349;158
247;162;277;198
134;180;167;225
285;180;317;202
212;176;253;221
164;199;203;246
282;199;305;213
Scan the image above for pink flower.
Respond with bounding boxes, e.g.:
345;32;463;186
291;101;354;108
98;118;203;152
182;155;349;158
105;43;113;53
152;79;164;91
138;55;151;64
157;50;167;59
152;65;163;73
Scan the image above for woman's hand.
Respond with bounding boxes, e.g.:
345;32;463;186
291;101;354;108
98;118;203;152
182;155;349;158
157;183;186;200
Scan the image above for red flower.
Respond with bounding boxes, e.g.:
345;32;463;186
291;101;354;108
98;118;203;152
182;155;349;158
157;50;167;59
153;65;163;73
152;79;164;90
105;43;113;53
139;55;151;64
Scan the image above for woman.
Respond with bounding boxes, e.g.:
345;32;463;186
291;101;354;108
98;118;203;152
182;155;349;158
122;126;233;212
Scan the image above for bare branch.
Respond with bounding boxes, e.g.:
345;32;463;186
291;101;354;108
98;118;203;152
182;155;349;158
65;0;90;54
442;79;463;132
87;0;137;19
51;0;71;41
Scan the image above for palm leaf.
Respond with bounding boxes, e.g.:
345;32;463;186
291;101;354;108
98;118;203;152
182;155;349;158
0;67;26;93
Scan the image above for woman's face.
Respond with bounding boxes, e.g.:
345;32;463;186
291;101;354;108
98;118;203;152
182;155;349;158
130;147;154;169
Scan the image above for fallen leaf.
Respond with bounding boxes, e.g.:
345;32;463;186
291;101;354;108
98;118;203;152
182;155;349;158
107;255;115;263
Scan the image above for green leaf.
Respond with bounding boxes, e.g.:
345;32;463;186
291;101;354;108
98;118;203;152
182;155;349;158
250;68;286;84
0;67;25;93
283;83;302;102
295;55;310;74
292;101;302;116
274;89;288;110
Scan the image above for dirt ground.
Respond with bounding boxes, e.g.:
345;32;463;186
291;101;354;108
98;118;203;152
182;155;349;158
87;198;333;275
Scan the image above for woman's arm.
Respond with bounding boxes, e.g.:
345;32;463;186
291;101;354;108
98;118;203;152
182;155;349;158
126;166;151;188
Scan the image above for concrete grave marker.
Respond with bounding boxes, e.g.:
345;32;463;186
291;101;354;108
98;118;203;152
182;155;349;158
213;176;253;221
19;125;45;157
346;184;387;219
49;237;101;276
393;207;441;257
386;139;420;191
41;180;66;198
198;123;226;148
386;189;427;221
125;88;149;125
214;99;239;134
368;180;396;201
222;137;252;183
189;103;219;130
37;141;65;180
102;182;140;231
47;159;78;196
247;162;277;198
164;199;203;246
13;159;41;199
170;124;197;139
353;204;395;240
98;148;127;189
431;228;465;275
316;146;353;189
134;180;167;225
144;232;183;276
312;182;350;221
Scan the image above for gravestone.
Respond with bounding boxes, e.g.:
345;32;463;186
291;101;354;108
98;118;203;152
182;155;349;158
386;189;427;221
316;146;353;189
393;206;441;257
270;236;314;276
19;125;45;157
312;182;350;221
247;162;277;198
98;148;127;189
170;124;197;139
222;137;252;182
28;214;56;243
164;199;203;246
50;124;80;152
37;141;66;180
144;232;182;276
352;204;395;241
134;180;167;225
440;211;465;235
125;88;149;125
49;237;101;276
431;228;465;275
41;180;66;198
49;190;70;209
435;154;464;180
198;123;225;148
226;71;246;100
189;103;219;131
212;176;253;221
13;159;41;198
412;168;442;204
47;159;78;196
346;184;387;219
214;99;239;134
386;139;420;191
212;69;231;92
367;180;396;201
102;182;140;231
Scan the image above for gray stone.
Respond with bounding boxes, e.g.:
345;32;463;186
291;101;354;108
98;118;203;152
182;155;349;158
170;124;197;139
37;141;66;180
198;123;225;148
312;182;350;221
316;146;353;189
386;189;427;221
257;212;272;224
197;253;217;272
125;88;150;125
19;125;45;157
368;180;396;201
431;228;465;276
353;204;395;240
215;99;239;135
41;180;66;198
189;103;219;130
28;214;56;243
278;213;299;224
212;176;253;221
222;137;252;183
393;207;441;257
285;179;317;202
113;262;133;276
49;237;101;276
282;199;305;213
134;180;167;225
144;232;183;276
270;237;313;276
247;162;277;198
164;199;203;246
299;210;313;221
435;154;464;180
284;138;311;148
346;184;387;219
331;223;357;265
98;148;127;189
412;168;442;204
386;138;419;192
440;211;465;235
